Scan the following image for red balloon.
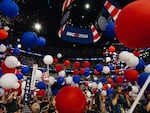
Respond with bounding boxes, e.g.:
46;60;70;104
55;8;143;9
80;68;85;75
56;86;86;113
116;76;124;83
107;78;113;83
103;84;109;90
85;82;89;87
83;61;90;68
111;83;115;88
92;89;97;94
12;81;22;96
53;58;58;64
73;61;80;68
124;69;139;82
64;60;70;67
55;64;63;72
108;46;116;53
94;69;100;75
1;61;16;74
73;69;79;75
115;0;150;48
133;50;140;57
114;69;120;75
0;29;8;40
4;89;10;94
36;89;45;97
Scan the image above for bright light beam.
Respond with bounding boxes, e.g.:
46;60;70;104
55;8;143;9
85;3;90;9
34;23;42;32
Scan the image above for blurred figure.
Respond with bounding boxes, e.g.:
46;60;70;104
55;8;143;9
31;102;40;113
108;84;131;113
138;90;150;113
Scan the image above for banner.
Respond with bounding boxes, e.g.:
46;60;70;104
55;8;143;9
60;24;101;44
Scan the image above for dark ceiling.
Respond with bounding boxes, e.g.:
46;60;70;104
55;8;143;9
1;0;135;58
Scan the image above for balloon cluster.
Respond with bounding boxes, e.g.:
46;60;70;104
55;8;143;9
21;31;46;48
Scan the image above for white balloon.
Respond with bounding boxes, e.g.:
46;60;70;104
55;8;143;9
35;70;42;80
102;66;110;74
106;57;111;63
13;82;20;89
17;44;22;48
17;61;21;67
126;55;139;67
58;70;66;77
91;82;97;89
3;26;10;31
48;76;55;86
86;90;92;98
97;82;103;89
88;83;92;87
0;73;18;89
43;55;53;65
98;15;108;31
93;76;98;81
101;90;107;96
144;64;150;73
129;91;137;100
0;88;5;97
57;53;62;58
0;44;7;52
73;83;79;87
107;84;111;88
65;76;73;84
132;86;139;94
4;56;19;68
21;81;26;89
119;51;132;62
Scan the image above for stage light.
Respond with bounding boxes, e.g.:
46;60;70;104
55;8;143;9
85;3;90;9
34;23;42;32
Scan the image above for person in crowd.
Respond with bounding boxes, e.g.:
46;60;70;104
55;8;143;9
100;91;109;113
5;91;19;113
138;90;150;113
108;84;131;113
31;102;40;113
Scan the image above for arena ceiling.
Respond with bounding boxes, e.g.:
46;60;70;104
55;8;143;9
0;0;135;57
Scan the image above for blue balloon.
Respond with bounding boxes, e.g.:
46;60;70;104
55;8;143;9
57;77;65;85
107;88;114;95
16;73;23;80
112;75;117;82
36;37;46;46
73;75;80;83
21;32;38;48
21;66;30;74
105;22;116;39
13;47;20;55
52;89;59;96
100;77;107;83
37;81;46;89
136;59;145;70
138;73;150;90
95;64;103;72
84;68;90;77
0;0;19;18
0;68;2;78
109;65;114;70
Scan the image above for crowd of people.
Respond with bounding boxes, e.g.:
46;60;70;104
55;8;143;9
0;84;150;113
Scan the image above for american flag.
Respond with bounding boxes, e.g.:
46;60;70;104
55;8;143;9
62;0;74;12
91;24;101;43
104;0;121;21
58;22;68;37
